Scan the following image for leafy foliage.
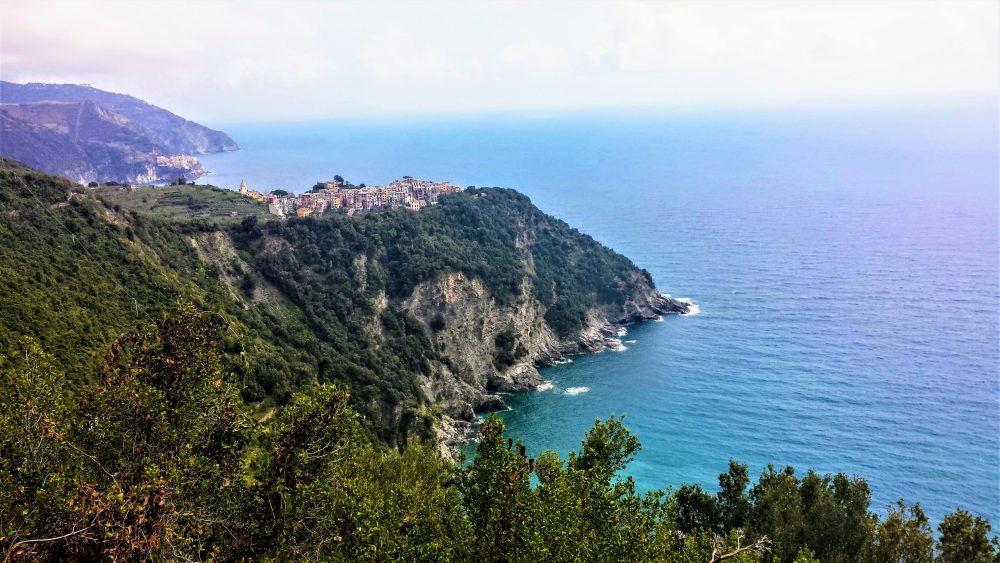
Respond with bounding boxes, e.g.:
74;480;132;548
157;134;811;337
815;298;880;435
1;161;658;444
493;329;527;370
1;306;997;561
2;161;996;561
0;159;656;444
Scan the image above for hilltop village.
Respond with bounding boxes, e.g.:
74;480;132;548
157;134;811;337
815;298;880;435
237;176;463;217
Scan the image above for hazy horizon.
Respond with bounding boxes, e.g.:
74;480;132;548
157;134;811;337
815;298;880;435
2;0;997;122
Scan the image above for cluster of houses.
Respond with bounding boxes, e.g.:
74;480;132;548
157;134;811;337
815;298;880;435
238;176;463;217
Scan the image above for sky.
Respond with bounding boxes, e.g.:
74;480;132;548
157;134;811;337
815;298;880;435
1;0;997;122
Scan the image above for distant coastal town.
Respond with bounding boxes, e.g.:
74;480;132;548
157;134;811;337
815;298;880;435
237;175;463;217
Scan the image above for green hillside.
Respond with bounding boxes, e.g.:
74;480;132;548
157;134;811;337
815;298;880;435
0;159;663;442
95;183;271;224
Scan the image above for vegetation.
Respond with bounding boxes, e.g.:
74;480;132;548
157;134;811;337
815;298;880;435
493;329;527;370
0;160;657;444
2;160;996;561
95;182;271;224
2;306;996;561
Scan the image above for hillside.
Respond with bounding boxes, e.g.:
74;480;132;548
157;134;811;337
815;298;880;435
94;183;270;224
0;159;686;445
0;101;206;184
0;81;238;154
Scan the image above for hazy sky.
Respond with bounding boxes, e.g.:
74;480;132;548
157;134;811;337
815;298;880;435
1;0;997;122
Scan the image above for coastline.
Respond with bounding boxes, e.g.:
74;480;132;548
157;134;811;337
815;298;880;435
436;293;692;457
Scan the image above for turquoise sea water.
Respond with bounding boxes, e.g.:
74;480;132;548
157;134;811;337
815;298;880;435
199;103;999;524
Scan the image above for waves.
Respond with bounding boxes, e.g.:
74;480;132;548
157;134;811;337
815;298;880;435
676;297;701;316
535;382;591;396
662;293;702;316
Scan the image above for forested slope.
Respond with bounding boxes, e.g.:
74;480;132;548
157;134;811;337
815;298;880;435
2;306;995;561
0;159;681;443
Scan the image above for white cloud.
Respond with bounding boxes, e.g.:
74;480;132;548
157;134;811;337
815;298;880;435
0;0;996;120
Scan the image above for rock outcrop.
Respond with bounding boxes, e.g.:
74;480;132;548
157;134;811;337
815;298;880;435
405;270;690;451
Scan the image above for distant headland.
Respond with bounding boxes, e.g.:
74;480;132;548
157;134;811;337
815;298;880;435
0;81;237;185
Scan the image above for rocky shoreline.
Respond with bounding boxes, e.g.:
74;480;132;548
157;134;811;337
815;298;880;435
433;292;692;457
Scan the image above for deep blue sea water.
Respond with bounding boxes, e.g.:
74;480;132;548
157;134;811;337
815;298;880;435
199;103;999;524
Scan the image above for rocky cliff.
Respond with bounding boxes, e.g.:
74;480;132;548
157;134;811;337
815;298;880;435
0;163;689;451
404;270;689;453
216;187;693;450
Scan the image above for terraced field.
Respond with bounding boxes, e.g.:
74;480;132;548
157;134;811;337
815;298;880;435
95;183;271;223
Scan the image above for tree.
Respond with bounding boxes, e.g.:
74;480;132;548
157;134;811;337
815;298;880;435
70;305;255;559
0;338;78;561
719;460;752;532
459;415;534;561
750;465;804;562
936;509;1000;563
868;500;934;563
1;305;259;560
675;484;722;533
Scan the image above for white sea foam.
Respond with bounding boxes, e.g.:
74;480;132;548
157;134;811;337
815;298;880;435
675;297;701;316
552;357;574;365
654;315;664;322
537;381;555;391
565;386;590;395
624;340;637;344
617;327;628;337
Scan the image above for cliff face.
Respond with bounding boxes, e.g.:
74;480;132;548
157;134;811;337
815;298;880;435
215;188;693;449
0;81;238;154
0;164;688;451
404;269;689;453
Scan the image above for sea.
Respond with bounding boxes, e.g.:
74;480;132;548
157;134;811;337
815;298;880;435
198;101;999;525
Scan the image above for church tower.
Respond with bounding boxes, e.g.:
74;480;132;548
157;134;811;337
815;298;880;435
239;179;248;194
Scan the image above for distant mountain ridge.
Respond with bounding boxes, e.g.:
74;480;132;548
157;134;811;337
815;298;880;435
0;81;238;154
0;81;237;184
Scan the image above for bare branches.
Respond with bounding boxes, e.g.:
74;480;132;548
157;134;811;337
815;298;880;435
3;524;92;563
710;529;771;563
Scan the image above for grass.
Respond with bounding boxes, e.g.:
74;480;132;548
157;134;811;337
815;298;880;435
96;184;272;224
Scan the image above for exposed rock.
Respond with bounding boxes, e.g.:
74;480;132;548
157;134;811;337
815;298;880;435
404;270;690;455
433;414;476;458
474;395;508;413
